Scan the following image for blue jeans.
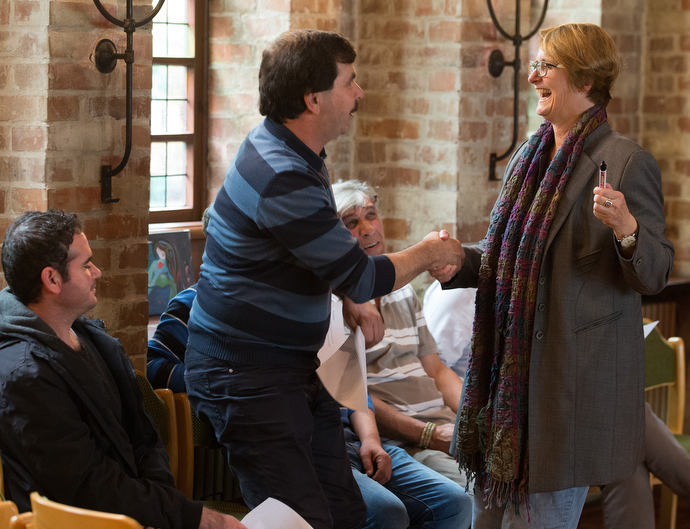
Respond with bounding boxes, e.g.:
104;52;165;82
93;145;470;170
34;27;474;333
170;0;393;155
185;347;366;529
347;437;472;529
472;484;588;528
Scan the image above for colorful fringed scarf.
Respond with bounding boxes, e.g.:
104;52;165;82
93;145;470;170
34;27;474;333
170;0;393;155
455;105;608;509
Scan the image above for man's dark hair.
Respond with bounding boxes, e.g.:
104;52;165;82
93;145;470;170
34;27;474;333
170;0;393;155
259;29;357;124
1;210;82;305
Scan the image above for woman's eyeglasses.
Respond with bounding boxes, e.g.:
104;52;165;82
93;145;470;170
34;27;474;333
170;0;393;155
528;60;564;77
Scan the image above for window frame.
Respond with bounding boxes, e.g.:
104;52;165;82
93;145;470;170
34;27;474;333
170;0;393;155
149;0;208;225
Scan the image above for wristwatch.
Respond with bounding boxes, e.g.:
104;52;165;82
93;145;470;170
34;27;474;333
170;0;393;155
617;230;637;249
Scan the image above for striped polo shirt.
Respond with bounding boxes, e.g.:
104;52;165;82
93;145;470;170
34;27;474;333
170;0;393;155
363;284;457;434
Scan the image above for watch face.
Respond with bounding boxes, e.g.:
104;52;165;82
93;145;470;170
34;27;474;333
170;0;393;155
620;235;637;248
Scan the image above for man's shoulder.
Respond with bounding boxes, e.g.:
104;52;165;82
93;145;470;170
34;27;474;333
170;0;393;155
0;336;54;388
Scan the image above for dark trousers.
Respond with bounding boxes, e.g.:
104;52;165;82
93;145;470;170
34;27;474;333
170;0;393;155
185;346;366;529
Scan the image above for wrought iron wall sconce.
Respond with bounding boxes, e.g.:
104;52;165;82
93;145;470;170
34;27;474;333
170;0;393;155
486;0;548;181
91;0;165;203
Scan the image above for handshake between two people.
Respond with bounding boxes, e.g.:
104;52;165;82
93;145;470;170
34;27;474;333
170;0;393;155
425;229;465;284
343;229;465;348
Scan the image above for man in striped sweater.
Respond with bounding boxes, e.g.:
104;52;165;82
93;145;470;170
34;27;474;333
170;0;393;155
184;29;465;529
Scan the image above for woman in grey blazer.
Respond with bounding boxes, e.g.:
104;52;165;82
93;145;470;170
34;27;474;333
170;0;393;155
439;23;675;528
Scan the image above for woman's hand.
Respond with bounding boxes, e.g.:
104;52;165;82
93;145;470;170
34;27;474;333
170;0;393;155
592;184;638;239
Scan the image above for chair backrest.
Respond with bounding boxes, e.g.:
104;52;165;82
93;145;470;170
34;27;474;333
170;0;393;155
172;394;248;518
172;393;195;499
171;392;222;498
644;321;686;435
134;371;178;484
28;492;142;529
8;511;32;529
1;500;19;529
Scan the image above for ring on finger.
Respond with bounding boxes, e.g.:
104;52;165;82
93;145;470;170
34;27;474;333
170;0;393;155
604;199;612;208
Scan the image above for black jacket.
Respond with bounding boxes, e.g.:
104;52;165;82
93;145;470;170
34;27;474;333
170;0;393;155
0;288;203;528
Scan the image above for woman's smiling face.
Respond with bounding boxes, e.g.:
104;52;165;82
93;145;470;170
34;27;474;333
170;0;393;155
529;49;587;129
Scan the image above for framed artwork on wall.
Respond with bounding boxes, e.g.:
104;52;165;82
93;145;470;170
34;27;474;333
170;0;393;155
147;230;195;315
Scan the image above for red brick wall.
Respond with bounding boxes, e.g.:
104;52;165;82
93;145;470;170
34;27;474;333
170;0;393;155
601;0;644;143
353;0;465;264
640;0;690;275
207;1;290;202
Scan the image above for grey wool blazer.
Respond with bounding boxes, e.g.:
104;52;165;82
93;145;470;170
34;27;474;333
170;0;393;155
447;122;675;493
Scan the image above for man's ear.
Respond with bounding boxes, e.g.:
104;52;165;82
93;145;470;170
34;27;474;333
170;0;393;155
40;267;63;296
304;92;321;115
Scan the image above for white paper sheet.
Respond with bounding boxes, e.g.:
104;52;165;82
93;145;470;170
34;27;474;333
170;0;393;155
316;326;369;413
241;497;313;529
317;297;346;365
644;320;659;339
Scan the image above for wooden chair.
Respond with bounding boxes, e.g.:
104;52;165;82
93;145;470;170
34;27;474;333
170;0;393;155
134;371;178;484
13;492;142;529
0;500;19;529
173;393;249;520
644;320;687;529
7;511;32;529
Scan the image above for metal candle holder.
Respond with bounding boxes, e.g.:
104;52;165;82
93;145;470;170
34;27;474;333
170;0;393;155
91;0;165;203
486;0;548;181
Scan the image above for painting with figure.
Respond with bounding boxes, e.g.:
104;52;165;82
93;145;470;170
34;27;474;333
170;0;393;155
147;230;195;315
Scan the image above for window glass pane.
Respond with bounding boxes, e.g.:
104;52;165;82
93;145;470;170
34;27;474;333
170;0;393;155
151;0;196;215
167;66;187;99
150;142;167;176
152;65;167;100
166;175;187;207
150;176;167;209
152;23;167;56
166;101;187;133
167;25;189;57
167;142;187;175
151;101;167;134
153;0;167;22
166;0;188;23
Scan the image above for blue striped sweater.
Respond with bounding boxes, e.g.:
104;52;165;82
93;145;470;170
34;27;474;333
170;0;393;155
188;118;395;365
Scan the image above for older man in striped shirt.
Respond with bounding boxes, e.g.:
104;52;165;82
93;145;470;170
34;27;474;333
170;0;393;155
332;180;468;492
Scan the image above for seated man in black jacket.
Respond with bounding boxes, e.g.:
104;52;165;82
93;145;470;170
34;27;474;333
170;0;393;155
0;210;244;529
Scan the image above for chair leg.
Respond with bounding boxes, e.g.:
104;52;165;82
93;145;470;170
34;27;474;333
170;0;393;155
658;484;678;529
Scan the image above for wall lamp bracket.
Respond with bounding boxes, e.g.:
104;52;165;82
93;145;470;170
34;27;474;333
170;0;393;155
486;0;549;181
91;0;166;203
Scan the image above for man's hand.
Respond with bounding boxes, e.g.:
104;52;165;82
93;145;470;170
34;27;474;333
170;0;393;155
341;296;384;348
423;229;465;271
386;229;465;291
358;439;392;485
427;230;459;282
198;507;247;529
428;423;454;454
